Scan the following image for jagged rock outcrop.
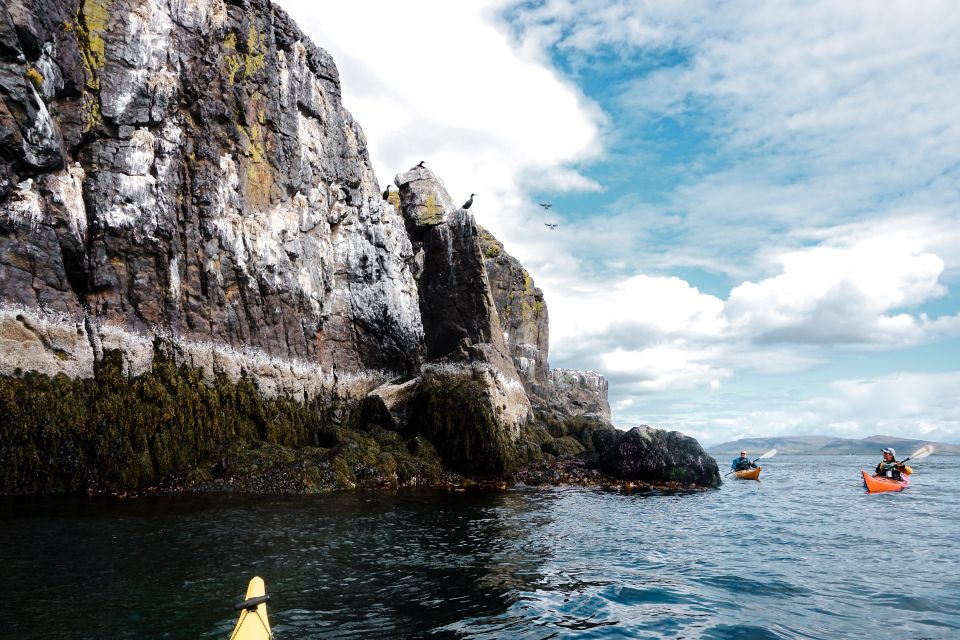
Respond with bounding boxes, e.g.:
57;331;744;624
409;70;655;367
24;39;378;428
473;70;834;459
0;0;423;373
477;225;610;421
547;368;611;420
390;167;531;472
479;226;550;393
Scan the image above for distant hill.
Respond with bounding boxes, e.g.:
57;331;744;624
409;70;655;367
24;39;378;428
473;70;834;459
710;435;960;456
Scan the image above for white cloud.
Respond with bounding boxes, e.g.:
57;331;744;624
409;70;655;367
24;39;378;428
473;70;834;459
725;228;948;346
275;0;603;252
683;371;960;446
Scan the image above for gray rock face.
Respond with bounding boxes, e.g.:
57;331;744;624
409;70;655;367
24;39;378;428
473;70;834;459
547;368;611;421
477;226;610;420
0;0;423;373
479;227;550;393
394;166;455;231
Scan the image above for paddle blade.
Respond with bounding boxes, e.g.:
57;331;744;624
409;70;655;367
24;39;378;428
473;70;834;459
758;448;778;460
907;444;935;461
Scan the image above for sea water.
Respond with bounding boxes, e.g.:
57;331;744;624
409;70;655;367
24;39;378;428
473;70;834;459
2;455;958;639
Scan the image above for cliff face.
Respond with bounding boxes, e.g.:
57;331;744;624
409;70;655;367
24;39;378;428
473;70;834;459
478;227;610;421
0;0;717;492
0;0;422;373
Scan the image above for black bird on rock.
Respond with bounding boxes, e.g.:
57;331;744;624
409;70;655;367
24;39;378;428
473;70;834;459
416;160;426;168
539;203;552;209
382;185;392;199
462;193;476;209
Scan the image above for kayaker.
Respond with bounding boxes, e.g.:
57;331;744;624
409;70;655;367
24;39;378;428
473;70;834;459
731;451;757;472
875;447;912;480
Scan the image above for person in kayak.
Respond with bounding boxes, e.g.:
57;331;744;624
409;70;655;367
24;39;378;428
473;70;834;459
731;451;757;472
875;447;912;480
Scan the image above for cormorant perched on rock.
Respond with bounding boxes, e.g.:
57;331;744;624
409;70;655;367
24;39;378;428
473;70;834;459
544;222;558;230
416;160;426;168
539;203;552;209
382;185;392;199
462;193;476;209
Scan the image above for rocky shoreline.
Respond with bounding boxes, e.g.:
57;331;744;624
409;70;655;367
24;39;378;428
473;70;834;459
0;0;721;495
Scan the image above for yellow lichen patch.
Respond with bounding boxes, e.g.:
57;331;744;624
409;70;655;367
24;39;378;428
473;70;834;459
74;0;112;88
419;193;444;224
477;226;503;258
25;67;44;89
387;191;401;210
223;54;242;86
82;92;103;130
72;0;111;132
243;23;267;79
221;22;267;85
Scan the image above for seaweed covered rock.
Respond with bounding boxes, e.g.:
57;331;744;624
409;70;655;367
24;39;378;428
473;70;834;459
408;362;530;476
189;428;447;493
593;426;721;488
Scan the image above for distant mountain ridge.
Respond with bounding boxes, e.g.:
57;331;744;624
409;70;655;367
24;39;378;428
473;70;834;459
710;435;960;456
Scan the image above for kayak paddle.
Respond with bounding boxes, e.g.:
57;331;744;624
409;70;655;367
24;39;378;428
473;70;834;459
724;448;777;476
899;444;935;464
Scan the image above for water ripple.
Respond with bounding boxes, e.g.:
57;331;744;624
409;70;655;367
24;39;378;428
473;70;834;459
1;455;958;638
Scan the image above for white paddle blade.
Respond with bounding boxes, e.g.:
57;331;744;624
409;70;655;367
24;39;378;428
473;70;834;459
908;444;935;461
759;448;778;459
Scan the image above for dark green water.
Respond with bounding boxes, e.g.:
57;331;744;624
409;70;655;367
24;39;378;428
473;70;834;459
3;455;958;638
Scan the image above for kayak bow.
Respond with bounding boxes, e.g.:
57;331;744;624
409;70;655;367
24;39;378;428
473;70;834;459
733;466;761;480
229;577;272;640
861;469;909;494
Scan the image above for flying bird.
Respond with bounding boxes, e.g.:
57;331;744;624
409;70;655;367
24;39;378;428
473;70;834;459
544;223;558;230
462;193;476;209
539;203;552;209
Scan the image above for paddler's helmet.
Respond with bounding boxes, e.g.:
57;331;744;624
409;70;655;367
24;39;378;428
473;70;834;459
881;447;896;457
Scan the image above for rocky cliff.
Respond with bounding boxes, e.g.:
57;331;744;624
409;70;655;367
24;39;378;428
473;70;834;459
1;0;422;373
478;226;610;421
0;0;718;493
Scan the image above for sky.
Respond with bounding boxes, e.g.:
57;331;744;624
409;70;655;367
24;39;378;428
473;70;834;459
276;0;960;446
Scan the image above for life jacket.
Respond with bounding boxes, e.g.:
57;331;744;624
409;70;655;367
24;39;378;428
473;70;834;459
876;461;903;479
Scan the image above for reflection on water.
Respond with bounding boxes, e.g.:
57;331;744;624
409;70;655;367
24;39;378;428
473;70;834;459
2;455;959;639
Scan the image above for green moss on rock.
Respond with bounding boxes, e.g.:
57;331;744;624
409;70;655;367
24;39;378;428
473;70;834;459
0;346;362;493
411;366;525;476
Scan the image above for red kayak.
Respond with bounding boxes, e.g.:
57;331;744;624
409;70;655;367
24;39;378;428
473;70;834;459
862;469;909;493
